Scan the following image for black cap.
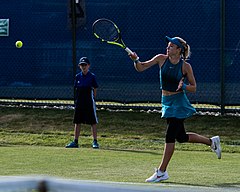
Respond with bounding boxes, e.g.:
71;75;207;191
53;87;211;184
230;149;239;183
79;57;90;65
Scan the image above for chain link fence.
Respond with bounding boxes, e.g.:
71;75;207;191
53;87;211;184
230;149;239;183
0;0;239;113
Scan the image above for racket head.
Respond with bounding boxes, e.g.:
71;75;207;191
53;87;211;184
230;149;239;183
92;18;120;42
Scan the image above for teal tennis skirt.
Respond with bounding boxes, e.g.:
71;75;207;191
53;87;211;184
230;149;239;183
161;92;196;119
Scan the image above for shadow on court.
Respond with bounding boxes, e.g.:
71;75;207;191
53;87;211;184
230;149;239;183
103;148;161;155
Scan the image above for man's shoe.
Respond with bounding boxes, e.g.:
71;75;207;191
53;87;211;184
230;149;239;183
145;168;169;182
92;140;99;149
65;141;79;148
210;136;221;159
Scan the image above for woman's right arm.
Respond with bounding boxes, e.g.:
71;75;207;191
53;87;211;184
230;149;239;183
132;54;167;72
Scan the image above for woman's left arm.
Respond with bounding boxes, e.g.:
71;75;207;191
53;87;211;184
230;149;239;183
177;62;196;93
184;63;197;93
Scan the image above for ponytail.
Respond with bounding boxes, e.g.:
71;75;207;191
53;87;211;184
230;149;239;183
175;37;191;60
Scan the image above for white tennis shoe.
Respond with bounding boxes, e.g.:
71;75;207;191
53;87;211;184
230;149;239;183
145;168;169;182
210;136;222;159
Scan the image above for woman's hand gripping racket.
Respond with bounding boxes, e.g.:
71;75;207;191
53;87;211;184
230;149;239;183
92;18;136;57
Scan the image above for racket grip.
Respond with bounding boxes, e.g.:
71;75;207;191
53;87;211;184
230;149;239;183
125;47;134;55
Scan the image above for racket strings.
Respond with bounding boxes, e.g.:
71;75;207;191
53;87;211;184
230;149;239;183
93;20;119;41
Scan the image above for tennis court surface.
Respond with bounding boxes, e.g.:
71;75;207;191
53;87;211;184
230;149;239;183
0;176;239;192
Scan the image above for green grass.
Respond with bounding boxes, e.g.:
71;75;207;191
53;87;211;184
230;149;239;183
0;106;240;187
1;106;240;152
0;146;239;188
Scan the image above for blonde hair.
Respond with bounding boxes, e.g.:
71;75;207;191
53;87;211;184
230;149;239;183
175;37;191;60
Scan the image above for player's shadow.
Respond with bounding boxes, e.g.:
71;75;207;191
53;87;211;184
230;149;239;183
215;182;240;189
164;181;240;189
103;148;161;155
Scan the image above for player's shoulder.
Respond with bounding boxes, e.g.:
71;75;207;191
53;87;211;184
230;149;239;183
87;71;97;80
153;54;168;66
154;54;168;60
75;72;82;77
183;60;192;68
88;71;96;77
183;60;193;72
154;54;168;63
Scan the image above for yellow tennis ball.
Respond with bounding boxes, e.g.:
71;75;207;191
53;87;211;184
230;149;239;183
15;41;23;48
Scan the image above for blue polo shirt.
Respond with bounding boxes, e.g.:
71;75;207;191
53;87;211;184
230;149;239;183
73;70;99;124
74;71;98;105
74;71;98;89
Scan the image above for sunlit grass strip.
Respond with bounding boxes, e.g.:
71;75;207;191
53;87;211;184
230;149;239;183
0;146;240;186
1;98;236;110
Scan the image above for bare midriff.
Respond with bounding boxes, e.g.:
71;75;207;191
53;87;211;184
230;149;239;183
162;90;183;96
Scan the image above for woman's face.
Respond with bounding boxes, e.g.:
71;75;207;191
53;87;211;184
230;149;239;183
166;42;181;56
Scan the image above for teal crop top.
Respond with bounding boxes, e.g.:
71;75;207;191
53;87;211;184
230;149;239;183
160;58;184;92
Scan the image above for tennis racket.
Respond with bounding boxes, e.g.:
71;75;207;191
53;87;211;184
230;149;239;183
92;18;134;55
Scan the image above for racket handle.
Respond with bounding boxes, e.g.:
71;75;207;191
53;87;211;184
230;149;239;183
125;47;134;55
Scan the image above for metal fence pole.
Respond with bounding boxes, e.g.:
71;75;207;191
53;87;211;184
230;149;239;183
220;0;225;115
71;0;77;99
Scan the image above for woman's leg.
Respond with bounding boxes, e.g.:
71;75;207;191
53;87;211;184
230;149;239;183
158;118;179;171
188;132;221;159
159;143;175;172
187;132;211;145
145;118;176;182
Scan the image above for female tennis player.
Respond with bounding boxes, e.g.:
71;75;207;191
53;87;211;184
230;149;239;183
129;36;221;182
